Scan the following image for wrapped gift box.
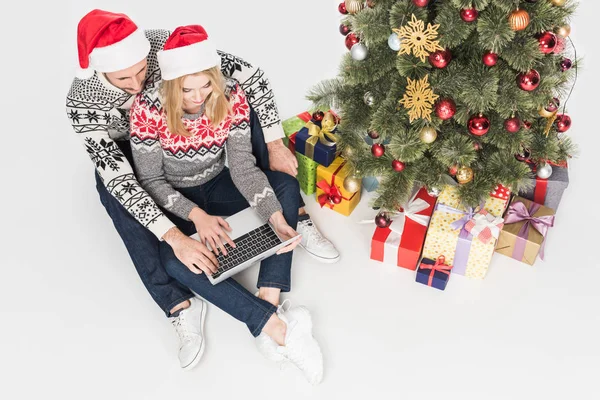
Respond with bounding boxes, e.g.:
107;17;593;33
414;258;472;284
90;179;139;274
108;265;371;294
362;176;381;193
370;187;436;270
315;157;360;216
282;111;312;147
295;126;338;167
421;185;509;279
518;164;569;212
416;256;453;290
288;132;297;153
296;152;318;195
495;196;555;265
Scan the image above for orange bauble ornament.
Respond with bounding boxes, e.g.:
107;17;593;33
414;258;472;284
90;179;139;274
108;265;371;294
509;8;530;31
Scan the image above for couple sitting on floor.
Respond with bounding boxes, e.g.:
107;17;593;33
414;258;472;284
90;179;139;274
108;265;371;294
67;10;339;384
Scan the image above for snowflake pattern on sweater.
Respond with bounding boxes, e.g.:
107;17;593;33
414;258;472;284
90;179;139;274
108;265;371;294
65;29;284;239
130;80;282;222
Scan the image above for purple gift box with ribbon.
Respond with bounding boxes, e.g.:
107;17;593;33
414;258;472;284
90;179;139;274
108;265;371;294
495;196;555;265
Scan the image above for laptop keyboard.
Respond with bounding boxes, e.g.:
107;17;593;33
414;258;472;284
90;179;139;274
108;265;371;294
212;223;282;280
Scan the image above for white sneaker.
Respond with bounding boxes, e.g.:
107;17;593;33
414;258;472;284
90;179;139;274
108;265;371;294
256;332;285;363
169;297;207;370
277;305;324;385
296;217;340;263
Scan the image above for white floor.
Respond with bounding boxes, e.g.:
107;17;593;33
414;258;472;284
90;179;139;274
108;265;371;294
3;1;600;399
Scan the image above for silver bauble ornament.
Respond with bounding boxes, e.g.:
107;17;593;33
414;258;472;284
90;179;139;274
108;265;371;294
388;33;401;51
536;163;553;179
343;176;361;193
427;186;441;197
364;91;374;106
351;43;368;61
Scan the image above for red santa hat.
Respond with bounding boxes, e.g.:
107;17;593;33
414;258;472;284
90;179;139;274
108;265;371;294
76;9;150;79
157;25;221;81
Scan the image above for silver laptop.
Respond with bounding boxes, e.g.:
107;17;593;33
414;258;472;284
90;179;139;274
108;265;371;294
190;207;300;285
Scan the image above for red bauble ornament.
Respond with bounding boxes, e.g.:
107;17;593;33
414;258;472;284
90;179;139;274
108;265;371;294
312;111;324;122
482;51;498;67
412;0;430;7
332;194;342;204
368;130;379;139
371;143;385;157
345;33;360;50
537;31;558;54
468;114;491;136
517;69;541;91
515;148;531;162
428;49;452;69
338;2;348;14
339;24;351;36
375;212;391;228
523;120;532;129
560;57;573;72
546;97;560;113
448;165;458;175
504;117;521;133
555;114;571;132
460;8;479;22
435;98;456;120
392;160;405;172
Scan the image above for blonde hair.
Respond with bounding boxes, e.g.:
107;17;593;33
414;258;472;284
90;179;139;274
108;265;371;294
161;66;232;136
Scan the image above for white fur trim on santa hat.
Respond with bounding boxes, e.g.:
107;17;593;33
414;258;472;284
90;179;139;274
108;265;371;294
88;28;150;74
157;39;221;81
75;66;96;80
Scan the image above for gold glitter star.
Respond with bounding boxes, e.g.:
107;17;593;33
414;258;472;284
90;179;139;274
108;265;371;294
393;14;443;62
399;75;439;122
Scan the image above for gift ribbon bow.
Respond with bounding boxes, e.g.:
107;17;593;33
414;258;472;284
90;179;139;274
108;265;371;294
420;256;452;287
464;209;504;244
305;115;339;148
316;180;345;207
504;201;555;260
435;203;482;231
316;159;355;209
359;189;431;234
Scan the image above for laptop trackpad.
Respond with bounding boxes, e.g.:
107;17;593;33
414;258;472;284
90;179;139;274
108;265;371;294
223;208;266;241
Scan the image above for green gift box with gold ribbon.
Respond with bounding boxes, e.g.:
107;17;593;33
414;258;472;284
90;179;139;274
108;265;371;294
295;152;318;195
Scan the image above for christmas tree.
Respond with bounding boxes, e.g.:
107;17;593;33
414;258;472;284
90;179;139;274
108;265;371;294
309;0;578;211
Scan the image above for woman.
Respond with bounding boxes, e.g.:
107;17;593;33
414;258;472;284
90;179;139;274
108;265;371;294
130;25;323;384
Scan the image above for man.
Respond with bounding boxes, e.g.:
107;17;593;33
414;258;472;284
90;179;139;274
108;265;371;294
65;9;339;370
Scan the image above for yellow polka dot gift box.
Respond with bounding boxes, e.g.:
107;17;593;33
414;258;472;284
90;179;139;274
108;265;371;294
421;185;510;279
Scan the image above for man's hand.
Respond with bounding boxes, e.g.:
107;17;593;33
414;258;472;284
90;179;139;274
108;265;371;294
162;227;219;275
267;139;298;177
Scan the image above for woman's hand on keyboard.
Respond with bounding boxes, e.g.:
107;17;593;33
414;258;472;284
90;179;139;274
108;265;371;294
189;207;236;256
270;211;302;254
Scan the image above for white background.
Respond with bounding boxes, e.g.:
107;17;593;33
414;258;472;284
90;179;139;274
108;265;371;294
1;1;599;399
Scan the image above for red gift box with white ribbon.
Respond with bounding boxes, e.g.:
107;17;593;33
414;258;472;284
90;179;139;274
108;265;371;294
369;187;436;270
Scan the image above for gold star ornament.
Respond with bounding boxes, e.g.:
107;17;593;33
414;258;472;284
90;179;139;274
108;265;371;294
399;75;439;122
393;14;443;62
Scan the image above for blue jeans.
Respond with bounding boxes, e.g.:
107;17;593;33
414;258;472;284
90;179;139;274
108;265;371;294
160;168;301;337
94;107;294;317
